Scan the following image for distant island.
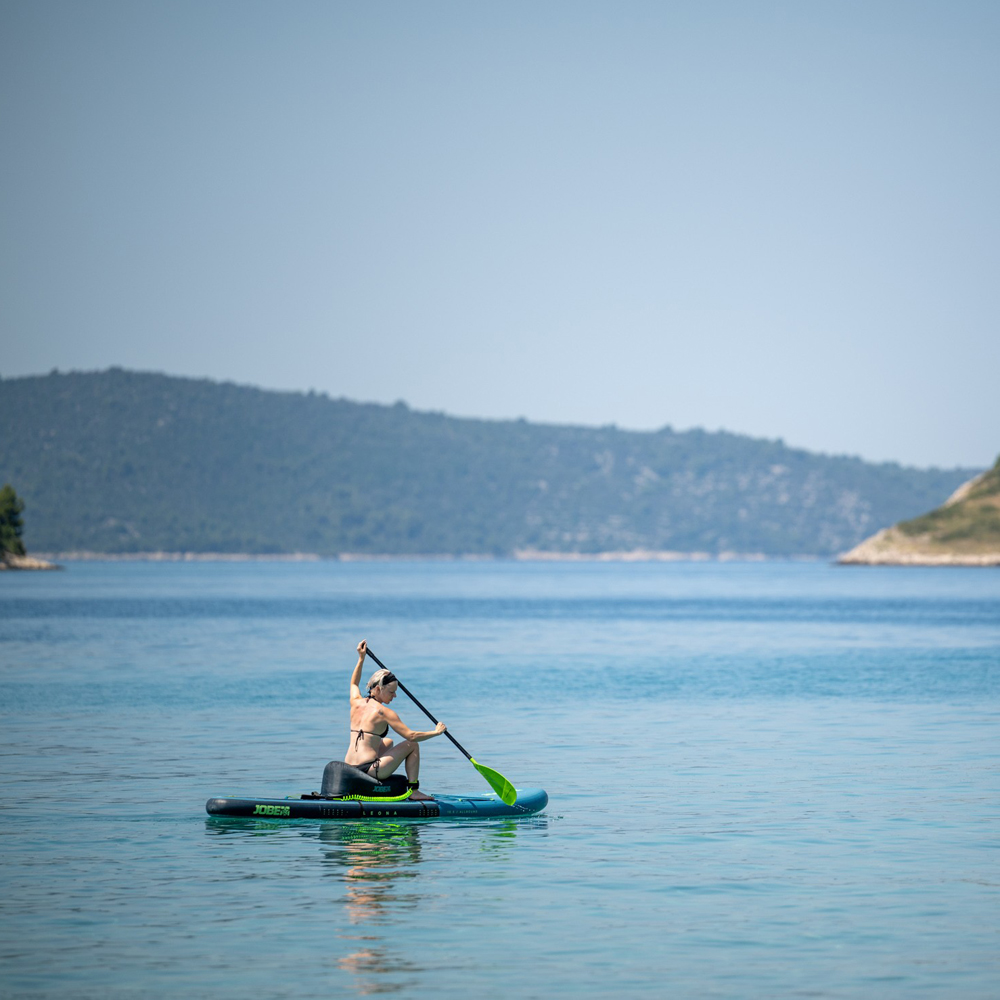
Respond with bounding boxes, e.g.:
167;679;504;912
838;456;1000;566
0;368;983;559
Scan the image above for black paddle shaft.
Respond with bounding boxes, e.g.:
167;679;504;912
364;648;473;762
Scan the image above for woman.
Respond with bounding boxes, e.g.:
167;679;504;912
345;640;445;801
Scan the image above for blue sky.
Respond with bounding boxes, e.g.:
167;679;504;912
2;1;997;468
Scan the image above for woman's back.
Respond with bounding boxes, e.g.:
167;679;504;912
345;695;389;764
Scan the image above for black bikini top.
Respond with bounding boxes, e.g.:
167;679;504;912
351;723;389;739
351;722;388;753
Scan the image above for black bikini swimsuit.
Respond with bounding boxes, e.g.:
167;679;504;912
350;717;389;777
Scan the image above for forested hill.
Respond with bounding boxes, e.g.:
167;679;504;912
0;369;977;557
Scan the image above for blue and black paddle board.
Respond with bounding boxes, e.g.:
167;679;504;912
205;787;547;820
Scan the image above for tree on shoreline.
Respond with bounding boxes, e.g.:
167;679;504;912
1;484;27;557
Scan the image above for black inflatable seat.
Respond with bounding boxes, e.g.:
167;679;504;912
317;760;409;799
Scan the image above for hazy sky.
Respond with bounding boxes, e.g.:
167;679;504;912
2;1;998;468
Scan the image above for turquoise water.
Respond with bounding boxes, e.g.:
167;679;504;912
2;561;998;998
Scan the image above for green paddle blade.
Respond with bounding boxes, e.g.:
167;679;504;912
470;758;517;806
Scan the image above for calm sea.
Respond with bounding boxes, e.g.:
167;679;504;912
1;560;998;998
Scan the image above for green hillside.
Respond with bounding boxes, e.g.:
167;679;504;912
896;457;1000;547
0;369;978;557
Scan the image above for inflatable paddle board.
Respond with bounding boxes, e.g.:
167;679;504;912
205;787;548;820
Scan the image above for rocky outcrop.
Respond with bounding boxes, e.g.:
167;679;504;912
0;552;61;570
837;527;1000;565
838;458;1000;566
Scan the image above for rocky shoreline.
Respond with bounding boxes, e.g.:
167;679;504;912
31;549;798;563
35;551;321;563
0;553;61;570
836;527;1000;566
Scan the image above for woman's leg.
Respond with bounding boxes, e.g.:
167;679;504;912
400;743;433;800
367;740;432;800
368;739;415;778
403;741;420;784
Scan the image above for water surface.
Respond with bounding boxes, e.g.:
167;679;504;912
2;561;998;997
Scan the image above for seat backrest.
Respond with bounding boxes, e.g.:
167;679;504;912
321;761;408;798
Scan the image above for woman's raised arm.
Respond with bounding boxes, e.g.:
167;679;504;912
349;640;367;701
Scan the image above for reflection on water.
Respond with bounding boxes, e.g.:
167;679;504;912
320;824;425;995
319;822;424;922
335;945;422;996
316;820;544;995
205;817;298;836
204;817;546;996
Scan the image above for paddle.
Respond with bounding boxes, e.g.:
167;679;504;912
364;648;518;805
